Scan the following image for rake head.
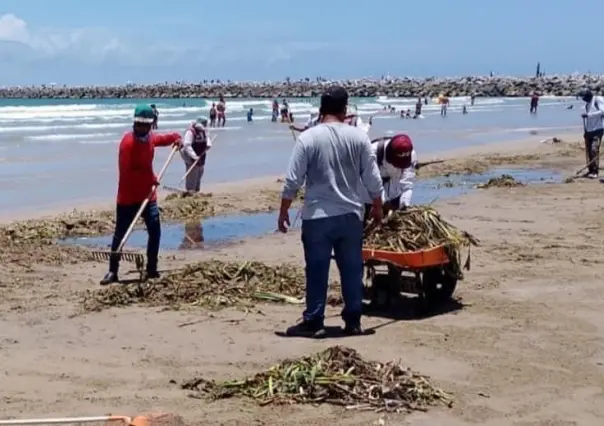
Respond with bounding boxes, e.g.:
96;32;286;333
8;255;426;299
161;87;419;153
90;250;146;271
161;185;187;193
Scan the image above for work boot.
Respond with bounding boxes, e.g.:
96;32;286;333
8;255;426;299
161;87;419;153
100;271;118;286
343;323;364;336
285;320;326;339
143;271;161;281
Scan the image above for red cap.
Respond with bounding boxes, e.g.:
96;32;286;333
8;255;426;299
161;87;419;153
387;134;413;168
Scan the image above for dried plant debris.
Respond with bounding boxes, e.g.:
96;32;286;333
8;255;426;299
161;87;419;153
181;346;452;413
160;195;216;221
0;210;114;268
82;260;340;312
363;207;479;278
475;174;524;189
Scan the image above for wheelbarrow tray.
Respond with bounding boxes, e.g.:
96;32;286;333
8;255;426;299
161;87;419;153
362;244;450;269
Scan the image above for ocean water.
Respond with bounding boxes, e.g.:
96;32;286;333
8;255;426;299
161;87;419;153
0;96;582;212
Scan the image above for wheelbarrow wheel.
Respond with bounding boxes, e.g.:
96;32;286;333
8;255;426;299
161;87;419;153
421;266;457;306
368;272;400;310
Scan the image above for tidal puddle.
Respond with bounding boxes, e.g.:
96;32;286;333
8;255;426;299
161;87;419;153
61;167;560;251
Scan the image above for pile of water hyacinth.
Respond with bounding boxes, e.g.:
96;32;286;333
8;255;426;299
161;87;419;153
180;346;452;413
82;260;341;311
363;206;479;278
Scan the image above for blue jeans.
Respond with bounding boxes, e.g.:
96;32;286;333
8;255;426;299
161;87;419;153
301;213;364;327
109;201;161;273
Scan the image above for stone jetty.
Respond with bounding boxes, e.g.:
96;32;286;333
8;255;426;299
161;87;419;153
0;74;602;99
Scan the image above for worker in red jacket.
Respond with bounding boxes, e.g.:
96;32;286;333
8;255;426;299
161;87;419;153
100;104;182;285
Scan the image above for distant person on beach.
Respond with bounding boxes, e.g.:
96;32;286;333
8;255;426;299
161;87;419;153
581;90;604;179
530;92;539;114
100;104;182;286
280;100;289;122
209;103;217;127
440;94;449;117
216;99;226;127
247;108;254;123
180;117;211;192
462;105;468;114
271;100;279;122
414;98;422;118
150;104;159;129
470;94;476;106
278;85;383;338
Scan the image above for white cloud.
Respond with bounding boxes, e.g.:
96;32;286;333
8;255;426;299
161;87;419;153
0;13;29;43
0;12;371;84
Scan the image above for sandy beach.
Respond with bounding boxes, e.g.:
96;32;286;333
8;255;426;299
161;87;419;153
2;131;604;426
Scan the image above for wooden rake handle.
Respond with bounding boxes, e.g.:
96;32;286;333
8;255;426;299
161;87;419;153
116;144;180;253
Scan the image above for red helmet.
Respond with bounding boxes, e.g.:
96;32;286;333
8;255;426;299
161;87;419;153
387;134;413;169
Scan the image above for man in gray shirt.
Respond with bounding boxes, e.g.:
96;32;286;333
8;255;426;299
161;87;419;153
278;86;384;338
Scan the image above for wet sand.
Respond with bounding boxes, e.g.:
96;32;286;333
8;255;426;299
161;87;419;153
2;131;604;425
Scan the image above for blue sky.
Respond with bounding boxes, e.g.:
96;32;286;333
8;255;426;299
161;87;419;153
0;0;599;85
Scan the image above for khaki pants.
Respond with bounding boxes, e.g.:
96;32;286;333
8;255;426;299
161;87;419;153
183;154;206;192
584;129;603;175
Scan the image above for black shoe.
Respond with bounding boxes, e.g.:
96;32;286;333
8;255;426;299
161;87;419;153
142;270;161;281
100;271;118;286
343;323;363;336
285;321;327;339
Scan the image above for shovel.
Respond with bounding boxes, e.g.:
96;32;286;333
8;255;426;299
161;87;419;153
90;145;180;269
162;135;216;193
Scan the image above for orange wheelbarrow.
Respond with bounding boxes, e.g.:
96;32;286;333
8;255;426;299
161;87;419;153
362;244;459;310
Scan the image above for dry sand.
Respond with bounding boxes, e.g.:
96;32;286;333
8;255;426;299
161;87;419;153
2;132;604;425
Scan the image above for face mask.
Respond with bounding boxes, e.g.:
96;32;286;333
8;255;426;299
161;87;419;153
133;126;150;142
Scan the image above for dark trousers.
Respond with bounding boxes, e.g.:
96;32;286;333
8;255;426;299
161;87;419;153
109;201;161;273
301;213;364;327
584;129;603;174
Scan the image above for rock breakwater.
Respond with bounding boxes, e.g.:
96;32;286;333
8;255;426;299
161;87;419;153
1;75;602;99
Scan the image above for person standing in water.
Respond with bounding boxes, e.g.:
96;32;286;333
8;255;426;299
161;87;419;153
414;98;422;118
247;108;254;123
216;95;226;127
209;103;217;127
280;100;290;122
180;117;212;192
271;100;279;122
440;94;449;117
150;104;159;129
530;92;539;114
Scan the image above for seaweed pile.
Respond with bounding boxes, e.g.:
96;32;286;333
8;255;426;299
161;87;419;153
475;174;524;189
181;346;452;413
82;260;340;311
363;207;479;278
0;210;116;268
161;193;216;221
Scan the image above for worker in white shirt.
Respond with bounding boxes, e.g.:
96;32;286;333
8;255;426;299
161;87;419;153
581;90;604;179
180;116;212;192
361;134;417;225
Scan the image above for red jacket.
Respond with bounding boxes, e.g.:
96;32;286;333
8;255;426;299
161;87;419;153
117;131;180;205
